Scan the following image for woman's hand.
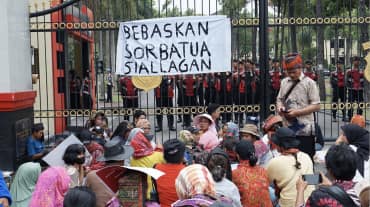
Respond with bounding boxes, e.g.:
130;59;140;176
295;177;308;207
296;176;308;192
319;172;332;186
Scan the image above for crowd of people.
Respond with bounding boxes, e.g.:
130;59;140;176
0;53;369;207
116;54;366;130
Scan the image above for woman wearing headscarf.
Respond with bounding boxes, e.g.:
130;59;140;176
193;114;219;151
172;164;232;207
10;162;41;207
29;167;71;207
336;123;369;182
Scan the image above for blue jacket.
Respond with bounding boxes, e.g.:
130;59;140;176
0;171;12;207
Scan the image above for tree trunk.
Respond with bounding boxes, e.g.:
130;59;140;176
334;27;339;64
280;0;287;60
288;0;297;52
252;0;258;62
316;0;326;101
274;0;281;59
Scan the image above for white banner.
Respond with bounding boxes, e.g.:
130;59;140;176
116;15;231;76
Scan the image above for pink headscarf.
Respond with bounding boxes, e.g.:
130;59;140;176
29;167;71;207
130;132;154;158
193;114;219;151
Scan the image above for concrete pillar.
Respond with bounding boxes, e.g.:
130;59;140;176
0;0;36;170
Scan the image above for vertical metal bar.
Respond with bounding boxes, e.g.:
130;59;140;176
259;0;270;121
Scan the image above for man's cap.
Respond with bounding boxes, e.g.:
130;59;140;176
282;53;303;70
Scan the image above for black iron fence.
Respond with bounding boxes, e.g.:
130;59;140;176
29;0;370;143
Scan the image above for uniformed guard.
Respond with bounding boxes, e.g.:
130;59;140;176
203;73;217;106
182;74;197;127
270;59;283;107
304;60;318;82
155;76;176;132
215;72;233;123
247;59;259;117
346;56;365;119
330;59;347;122
175;75;183;123
119;76;138;121
196;74;205;106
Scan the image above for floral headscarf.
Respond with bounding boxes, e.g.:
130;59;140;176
29;167;71;207
175;164;216;200
179;130;194;148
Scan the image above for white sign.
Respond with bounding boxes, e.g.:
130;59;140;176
124;166;165;180
116;15;231;76
43;134;91;167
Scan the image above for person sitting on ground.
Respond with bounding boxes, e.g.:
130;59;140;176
86;137;133;207
336;123;369;182
63;186;96;207
193;114;219;151
130;131;165;199
219;122;239;141
172;164;232;207
154;139;186;207
63;144;86;188
27;123;48;162
136;119;161;151
186;126;201;144
29;167;71;207
261;115;283;160
79;129;105;171
10;162;41;207
266;127;314;207
0;170;12;207
133;110;146;127
111;121;132;143
233;140;272;207
295;143;360;207
221;139;238;164
88;112;111;140
239;124;271;167
207;149;242;207
179;129;195;165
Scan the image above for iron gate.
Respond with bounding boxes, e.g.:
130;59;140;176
29;0;370;143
